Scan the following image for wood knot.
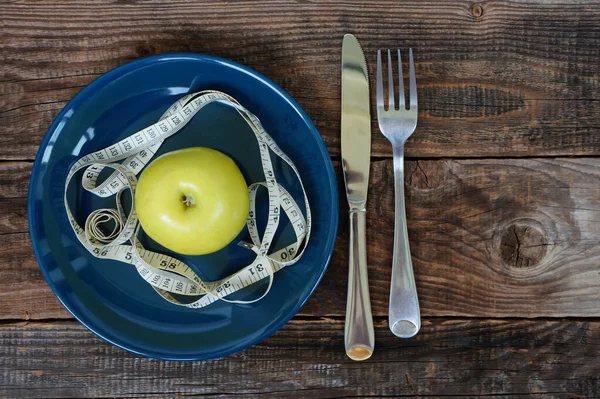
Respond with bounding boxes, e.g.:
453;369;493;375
136;43;157;57
500;225;548;268
471;4;484;18
406;160;445;190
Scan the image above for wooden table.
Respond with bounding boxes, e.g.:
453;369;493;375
2;1;600;397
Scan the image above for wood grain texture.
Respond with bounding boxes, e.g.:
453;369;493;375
4;1;600;396
0;318;598;398
325;157;600;318
0;233;69;320
2;0;600;160
6;157;600;320
0;162;30;235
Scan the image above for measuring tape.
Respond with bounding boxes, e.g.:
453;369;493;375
64;90;311;309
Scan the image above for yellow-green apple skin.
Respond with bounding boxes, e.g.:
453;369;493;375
135;147;250;255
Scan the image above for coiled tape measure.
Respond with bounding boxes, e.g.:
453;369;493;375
65;91;311;309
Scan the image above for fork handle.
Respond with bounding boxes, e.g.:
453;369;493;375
389;144;421;338
344;209;375;361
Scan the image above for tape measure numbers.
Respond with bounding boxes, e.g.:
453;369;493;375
65;91;311;309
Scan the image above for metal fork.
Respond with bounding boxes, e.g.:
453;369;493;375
376;49;421;338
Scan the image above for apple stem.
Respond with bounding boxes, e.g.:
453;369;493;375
181;194;195;208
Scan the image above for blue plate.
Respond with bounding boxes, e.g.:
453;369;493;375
28;53;338;360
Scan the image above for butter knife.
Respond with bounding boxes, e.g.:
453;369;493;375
341;33;375;361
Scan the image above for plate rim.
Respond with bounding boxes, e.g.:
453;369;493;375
27;52;338;360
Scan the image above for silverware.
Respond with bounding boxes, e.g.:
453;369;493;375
376;48;421;338
341;34;375;361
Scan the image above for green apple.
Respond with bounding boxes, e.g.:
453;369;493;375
135;147;250;255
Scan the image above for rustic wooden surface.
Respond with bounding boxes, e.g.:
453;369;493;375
1;319;599;398
3;0;600;160
2;0;600;397
3;159;600;321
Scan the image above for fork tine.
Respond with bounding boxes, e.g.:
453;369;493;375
376;50;384;110
397;49;405;110
387;50;395;110
409;48;417;110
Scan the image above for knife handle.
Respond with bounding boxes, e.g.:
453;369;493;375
344;209;375;361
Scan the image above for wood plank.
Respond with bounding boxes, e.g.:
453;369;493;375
0;318;598;398
0;162;30;199
0;233;70;320
0;162;70;319
6;157;600;319
2;1;600;160
321;157;600;318
0;163;31;235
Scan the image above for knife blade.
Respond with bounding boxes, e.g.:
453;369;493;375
341;33;375;361
341;34;371;209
